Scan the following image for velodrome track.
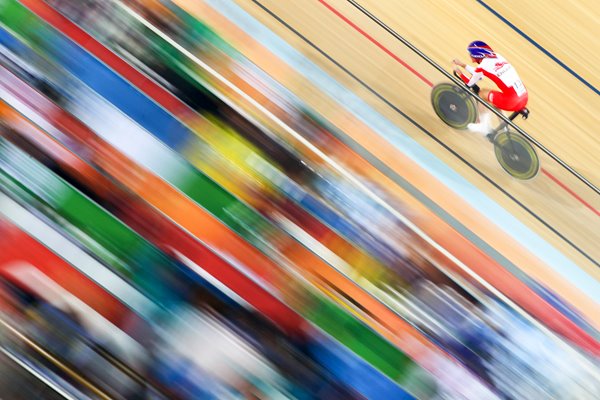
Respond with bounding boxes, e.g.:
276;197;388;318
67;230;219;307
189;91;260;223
174;0;600;322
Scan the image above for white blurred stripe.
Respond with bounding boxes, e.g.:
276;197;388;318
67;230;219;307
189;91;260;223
0;347;82;400
171;249;251;308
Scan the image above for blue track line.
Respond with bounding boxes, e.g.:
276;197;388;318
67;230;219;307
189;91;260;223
476;0;600;96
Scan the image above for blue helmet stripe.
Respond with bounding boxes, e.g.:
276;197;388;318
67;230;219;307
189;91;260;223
468;47;494;58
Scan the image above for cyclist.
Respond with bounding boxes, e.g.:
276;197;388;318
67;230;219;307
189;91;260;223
452;41;528;139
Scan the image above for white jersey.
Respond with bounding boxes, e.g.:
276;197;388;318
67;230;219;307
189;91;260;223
466;54;527;96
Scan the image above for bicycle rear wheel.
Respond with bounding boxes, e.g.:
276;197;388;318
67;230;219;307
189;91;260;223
494;131;539;180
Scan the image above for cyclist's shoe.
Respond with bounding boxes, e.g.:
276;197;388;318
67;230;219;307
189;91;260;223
486;132;496;143
467;112;493;136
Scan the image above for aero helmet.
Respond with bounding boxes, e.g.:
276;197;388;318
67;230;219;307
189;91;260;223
467;41;495;59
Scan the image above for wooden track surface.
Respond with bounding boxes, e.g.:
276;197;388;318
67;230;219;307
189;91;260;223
481;0;600;90
213;0;600;285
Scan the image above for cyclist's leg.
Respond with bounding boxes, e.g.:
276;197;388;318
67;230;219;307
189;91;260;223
483;90;529;141
488;90;525;111
513;92;529;112
467;89;497;134
479;89;492;102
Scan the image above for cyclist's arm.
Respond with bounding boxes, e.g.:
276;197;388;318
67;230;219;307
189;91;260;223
465;65;484;87
455;69;470;84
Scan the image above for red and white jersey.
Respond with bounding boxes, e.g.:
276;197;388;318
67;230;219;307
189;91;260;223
465;54;527;96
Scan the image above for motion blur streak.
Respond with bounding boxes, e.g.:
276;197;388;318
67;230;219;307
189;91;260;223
0;0;599;399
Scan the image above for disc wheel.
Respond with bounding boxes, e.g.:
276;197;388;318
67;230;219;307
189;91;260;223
493;131;539;180
431;83;477;130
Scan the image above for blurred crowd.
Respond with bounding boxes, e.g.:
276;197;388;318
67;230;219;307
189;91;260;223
0;0;599;399
0;267;360;399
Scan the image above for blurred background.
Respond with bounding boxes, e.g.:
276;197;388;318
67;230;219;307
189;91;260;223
0;0;599;399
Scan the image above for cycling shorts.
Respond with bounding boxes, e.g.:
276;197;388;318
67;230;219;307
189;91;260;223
488;90;528;112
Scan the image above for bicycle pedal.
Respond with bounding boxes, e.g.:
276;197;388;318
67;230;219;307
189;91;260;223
486;133;496;143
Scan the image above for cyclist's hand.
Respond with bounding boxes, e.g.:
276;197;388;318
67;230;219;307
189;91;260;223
452;59;466;68
453;66;463;76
